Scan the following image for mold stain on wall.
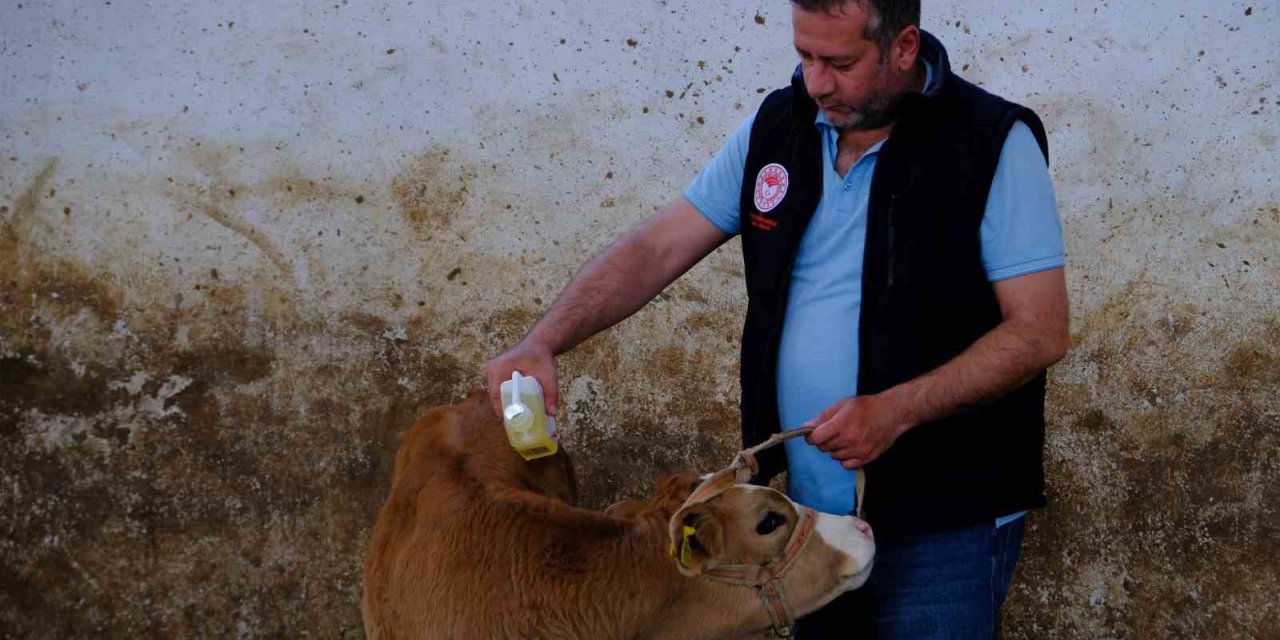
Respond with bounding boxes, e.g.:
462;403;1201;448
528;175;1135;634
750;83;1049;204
1004;275;1279;638
3;137;1278;638
0;147;745;637
391;146;479;239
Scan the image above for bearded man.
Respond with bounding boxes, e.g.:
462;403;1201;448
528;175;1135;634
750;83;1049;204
488;2;1069;636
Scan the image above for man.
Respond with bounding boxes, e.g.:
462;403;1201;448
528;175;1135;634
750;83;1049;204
486;0;1069;637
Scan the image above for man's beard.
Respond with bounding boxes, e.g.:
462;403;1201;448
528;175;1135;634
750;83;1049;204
827;91;901;131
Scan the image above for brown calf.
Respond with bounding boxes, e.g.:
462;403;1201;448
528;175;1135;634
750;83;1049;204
361;390;874;639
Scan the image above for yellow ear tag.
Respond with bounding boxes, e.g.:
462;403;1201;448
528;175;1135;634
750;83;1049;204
679;525;697;568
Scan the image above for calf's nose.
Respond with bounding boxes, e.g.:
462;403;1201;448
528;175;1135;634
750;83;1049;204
851;517;873;541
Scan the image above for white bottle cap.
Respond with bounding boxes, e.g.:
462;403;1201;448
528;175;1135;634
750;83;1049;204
504;371;533;429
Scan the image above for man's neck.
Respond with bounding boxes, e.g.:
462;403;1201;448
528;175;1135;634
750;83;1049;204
836;61;928;154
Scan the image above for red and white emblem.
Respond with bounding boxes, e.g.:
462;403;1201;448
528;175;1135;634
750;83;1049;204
753;163;789;213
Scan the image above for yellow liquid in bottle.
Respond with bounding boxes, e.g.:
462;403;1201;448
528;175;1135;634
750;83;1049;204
501;386;558;461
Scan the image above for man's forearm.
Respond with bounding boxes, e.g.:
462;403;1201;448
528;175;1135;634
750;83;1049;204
881;318;1069;433
526;227;679;356
485;199;726;417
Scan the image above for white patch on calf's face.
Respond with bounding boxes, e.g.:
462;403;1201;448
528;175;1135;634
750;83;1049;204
801;500;876;590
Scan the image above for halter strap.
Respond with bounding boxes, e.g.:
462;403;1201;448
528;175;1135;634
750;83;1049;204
702;506;818;636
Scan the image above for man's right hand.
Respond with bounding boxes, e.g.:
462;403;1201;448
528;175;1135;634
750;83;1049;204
485;340;559;421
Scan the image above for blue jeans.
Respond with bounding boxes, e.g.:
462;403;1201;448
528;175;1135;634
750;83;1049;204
796;518;1026;639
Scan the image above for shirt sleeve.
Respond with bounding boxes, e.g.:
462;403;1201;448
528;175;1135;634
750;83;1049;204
980;120;1066;282
682;113;756;236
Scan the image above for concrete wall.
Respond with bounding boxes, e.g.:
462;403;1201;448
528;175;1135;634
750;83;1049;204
1;0;1275;636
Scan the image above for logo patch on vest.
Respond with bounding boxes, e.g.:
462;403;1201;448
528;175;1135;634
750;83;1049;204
753;163;789;214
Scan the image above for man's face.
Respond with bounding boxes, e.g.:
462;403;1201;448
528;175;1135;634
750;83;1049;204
792;2;902;130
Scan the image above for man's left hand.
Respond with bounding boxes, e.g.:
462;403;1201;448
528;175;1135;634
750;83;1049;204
804;394;913;469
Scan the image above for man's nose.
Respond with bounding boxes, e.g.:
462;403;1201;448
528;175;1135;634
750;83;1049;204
806;63;833;100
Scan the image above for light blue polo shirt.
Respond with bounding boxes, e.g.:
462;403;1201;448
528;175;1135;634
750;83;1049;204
684;63;1064;526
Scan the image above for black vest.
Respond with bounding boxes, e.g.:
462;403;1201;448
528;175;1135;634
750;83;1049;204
737;32;1051;535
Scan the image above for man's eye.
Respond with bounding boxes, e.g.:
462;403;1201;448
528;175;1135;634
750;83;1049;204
756;511;787;535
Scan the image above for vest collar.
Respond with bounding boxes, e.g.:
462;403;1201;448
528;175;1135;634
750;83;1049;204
789;65;818;127
917;30;949;97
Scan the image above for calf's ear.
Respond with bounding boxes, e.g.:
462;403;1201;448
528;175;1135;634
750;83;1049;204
667;503;724;577
655;471;702;500
604;499;647;519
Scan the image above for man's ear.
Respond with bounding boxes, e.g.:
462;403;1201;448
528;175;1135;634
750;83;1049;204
891;24;921;72
667;503;724;577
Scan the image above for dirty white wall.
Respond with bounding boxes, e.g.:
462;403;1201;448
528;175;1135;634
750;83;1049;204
2;0;1276;636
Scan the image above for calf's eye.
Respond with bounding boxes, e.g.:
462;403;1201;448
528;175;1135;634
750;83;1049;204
756;511;787;535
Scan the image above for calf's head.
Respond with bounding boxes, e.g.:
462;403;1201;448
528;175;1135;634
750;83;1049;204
668;484;874;628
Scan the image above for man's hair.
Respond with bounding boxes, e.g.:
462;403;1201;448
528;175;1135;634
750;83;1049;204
791;0;921;60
